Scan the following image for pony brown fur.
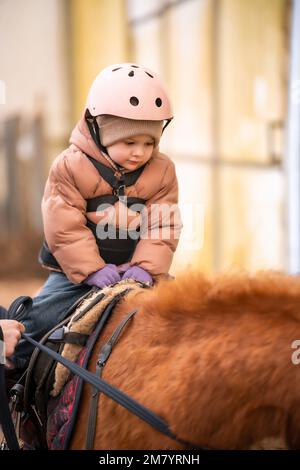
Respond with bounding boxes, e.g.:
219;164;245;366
70;271;300;450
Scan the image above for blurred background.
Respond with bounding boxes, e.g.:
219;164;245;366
0;0;299;306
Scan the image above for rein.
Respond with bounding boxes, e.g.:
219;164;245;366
0;326;20;450
1;295;205;450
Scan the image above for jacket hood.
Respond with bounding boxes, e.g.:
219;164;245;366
69;113;111;166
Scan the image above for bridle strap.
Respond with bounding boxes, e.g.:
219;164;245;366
0;326;20;450
85;308;137;449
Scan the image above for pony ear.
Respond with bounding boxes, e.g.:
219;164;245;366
285;402;300;449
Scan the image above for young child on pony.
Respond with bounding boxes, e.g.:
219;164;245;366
11;63;182;369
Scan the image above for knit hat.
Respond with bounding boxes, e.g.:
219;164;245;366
96;115;164;147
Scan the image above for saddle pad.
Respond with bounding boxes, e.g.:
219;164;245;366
47;345;87;449
51;279;143;396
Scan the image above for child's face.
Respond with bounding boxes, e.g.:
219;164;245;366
107;134;155;170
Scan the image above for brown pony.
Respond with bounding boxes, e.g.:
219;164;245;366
69;271;300;450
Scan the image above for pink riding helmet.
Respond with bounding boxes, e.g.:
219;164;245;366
86;63;173;121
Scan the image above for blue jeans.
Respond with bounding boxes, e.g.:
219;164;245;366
12;272;92;369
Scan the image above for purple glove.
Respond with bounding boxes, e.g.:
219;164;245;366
121;266;153;285
85;264;121;288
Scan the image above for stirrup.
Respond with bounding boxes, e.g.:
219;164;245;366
0;381;25;450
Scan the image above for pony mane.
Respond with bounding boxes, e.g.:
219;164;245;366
139;270;300;322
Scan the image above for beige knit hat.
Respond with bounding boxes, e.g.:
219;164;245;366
96;115;164;147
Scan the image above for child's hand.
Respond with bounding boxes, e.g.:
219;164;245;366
85;264;121;288
121;266;153;285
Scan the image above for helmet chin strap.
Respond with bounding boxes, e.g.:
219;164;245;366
162;118;172;133
85;110;125;177
98;146;125;177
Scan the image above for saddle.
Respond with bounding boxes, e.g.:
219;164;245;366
20;280;145;449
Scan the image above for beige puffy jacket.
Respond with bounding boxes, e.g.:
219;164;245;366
41;115;182;284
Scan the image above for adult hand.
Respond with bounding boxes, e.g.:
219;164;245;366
121;266;153;285
84;264;121;288
0;320;25;358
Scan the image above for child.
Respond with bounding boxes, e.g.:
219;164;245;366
12;63;182;369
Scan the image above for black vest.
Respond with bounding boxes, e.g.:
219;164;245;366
39;156;146;270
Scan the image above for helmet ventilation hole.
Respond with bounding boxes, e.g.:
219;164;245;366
155;98;162;107
130;96;139;106
128;71;134;77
